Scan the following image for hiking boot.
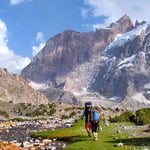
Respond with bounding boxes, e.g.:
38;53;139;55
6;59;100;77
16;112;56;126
94;137;98;141
88;132;92;137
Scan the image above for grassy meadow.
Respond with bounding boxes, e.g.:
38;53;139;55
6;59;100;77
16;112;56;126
32;119;150;150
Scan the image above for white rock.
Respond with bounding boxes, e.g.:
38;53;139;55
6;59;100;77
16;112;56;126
114;143;123;147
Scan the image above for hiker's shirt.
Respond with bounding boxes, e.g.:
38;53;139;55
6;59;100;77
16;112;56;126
82;108;93;123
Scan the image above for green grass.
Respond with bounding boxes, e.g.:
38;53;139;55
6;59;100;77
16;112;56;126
32;120;150;150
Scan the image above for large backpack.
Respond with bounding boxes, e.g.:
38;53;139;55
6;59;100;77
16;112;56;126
85;102;92;108
92;109;100;121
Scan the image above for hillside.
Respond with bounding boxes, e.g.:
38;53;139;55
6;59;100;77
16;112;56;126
0;68;49;105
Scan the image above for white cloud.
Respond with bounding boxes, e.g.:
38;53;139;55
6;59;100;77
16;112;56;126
32;32;46;57
10;0;32;5
36;32;44;42
0;19;31;74
83;0;150;30
32;42;45;57
81;8;89;19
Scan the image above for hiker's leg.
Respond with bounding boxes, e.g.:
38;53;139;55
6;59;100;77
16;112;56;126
85;122;92;137
91;121;97;140
95;121;99;140
92;121;99;141
95;121;99;133
94;132;98;141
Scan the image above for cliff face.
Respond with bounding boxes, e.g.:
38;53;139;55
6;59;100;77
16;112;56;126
21;15;150;109
0;68;49;105
21;15;133;87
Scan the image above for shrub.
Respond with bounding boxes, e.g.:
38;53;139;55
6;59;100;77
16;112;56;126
64;108;70;111
69;111;76;118
61;115;70;119
34;117;47;121
134;108;150;125
76;107;83;110
109;111;135;122
115;107;120;112
26;110;45;117
109;116;120;122
47;108;56;116
39;104;46;109
77;111;81;114
10;118;30;122
48;103;55;109
0;110;9;118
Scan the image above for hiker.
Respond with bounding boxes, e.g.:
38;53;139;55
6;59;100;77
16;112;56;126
81;102;93;137
91;108;101;141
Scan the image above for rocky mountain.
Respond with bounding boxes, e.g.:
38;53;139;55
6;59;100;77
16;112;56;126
21;15;150;109
39;88;78;105
0;68;49;105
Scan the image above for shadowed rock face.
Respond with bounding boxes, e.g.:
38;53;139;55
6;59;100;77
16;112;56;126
91;33;149;97
21;15;150;109
39;88;78;105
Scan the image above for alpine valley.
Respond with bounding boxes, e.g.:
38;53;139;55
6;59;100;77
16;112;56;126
4;15;150;110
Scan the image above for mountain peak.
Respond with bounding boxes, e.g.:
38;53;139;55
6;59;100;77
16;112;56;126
117;14;134;32
21;15;150;109
117;14;131;22
109;14;134;33
63;29;79;34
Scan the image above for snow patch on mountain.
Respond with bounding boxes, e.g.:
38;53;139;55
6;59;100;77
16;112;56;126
29;81;49;90
117;54;137;69
132;93;150;105
107;23;148;50
144;83;150;89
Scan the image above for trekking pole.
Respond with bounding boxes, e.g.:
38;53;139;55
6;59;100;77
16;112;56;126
80;118;83;131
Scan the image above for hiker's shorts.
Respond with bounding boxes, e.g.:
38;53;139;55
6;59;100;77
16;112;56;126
85;122;92;130
91;121;99;132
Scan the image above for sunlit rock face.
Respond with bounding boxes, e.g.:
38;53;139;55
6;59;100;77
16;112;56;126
0;68;49;105
21;15;150;109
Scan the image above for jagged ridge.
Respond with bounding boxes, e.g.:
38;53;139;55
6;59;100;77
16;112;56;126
21;15;150;109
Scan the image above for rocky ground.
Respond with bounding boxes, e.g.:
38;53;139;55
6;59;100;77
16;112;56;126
0;102;82;150
0;117;75;150
0;101;149;150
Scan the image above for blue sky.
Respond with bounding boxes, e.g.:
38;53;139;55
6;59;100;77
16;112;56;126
0;0;150;74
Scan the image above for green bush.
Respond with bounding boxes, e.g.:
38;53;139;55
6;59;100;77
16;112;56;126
134;108;150;125
109;111;135;122
109;116;120;122
19;103;32;110
61;115;70;119
109;108;150;125
0;110;9;118
115;107;120;112
10;117;30;122
39;104;46;109
69;111;76;118
48;103;55;109
64;108;71;111
26;109;45;117
47;108;56;116
34;117;47;121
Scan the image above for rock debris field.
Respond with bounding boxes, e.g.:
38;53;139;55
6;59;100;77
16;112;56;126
0;117;75;150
